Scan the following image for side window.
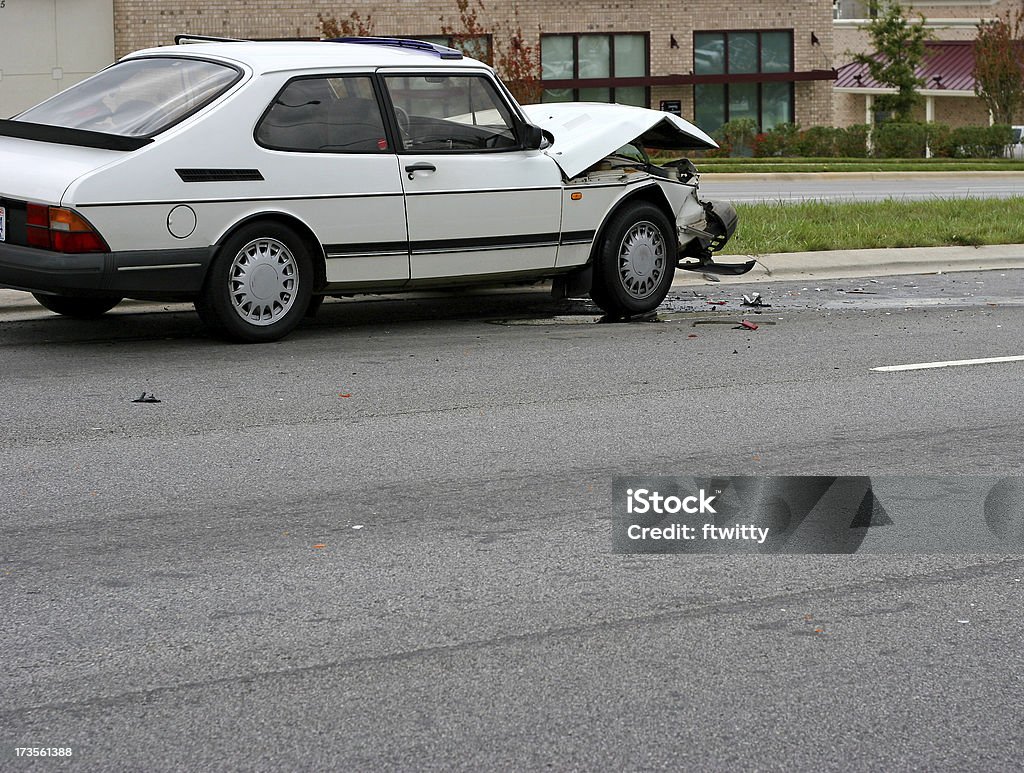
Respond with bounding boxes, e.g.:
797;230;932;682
383;74;519;152
256;76;389;153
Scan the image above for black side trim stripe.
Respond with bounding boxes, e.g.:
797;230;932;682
77;192;404;207
560;230;596;245
322;233;563;257
406;186;563;197
176;168;264;183
324;241;407;257
0;119;152;151
413;233;559;253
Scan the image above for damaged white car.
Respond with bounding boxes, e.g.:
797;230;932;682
0;36;746;342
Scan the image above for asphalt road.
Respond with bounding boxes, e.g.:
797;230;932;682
701;172;1024;203
2;270;1024;771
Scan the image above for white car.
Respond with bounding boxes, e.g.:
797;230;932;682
0;36;746;342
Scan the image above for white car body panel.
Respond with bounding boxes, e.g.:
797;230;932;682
400;150;563;279
0;138;120;205
520;103;717;179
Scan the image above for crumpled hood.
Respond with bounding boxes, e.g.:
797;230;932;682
520;102;717;179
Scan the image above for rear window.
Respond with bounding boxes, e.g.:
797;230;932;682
16;57;241;138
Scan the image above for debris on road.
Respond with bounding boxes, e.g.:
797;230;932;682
742;292;770;308
702;273;721;283
737;320;759;331
707;300;727;306
132;392;161;403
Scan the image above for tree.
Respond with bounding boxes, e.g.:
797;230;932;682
852;0;932;121
317;10;374;39
973;10;1024;125
440;0;540;103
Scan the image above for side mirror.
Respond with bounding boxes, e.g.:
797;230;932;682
519;122;544;150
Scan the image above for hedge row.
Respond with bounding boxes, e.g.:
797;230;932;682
707;118;1015;159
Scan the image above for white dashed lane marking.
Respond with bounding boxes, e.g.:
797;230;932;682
872;355;1024;372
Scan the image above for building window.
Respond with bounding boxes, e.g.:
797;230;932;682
540;33;649;107
413;35;493;63
693;30;794;133
833;0;877;21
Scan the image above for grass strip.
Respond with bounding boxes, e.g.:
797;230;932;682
718;197;1024;254
650;156;1024;173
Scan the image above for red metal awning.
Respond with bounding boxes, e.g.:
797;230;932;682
835;41;977;92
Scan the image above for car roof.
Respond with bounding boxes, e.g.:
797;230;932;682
123;40;491;75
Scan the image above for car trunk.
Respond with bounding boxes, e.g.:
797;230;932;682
0;135;121;206
0;135;121;248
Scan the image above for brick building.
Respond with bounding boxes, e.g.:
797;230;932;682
832;0;1019;128
108;0;837;131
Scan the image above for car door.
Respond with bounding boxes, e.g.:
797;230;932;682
255;74;408;289
379;71;563;281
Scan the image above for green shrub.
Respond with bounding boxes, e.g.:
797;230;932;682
872;122;927;158
987;123;1014;155
713;118;759;157
796;126;841;157
925;123;954;157
837;124;870;158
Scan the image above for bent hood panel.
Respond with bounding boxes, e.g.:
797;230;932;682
520;103;717;179
0;136;122;204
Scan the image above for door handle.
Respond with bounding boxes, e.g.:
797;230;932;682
405;162;436;179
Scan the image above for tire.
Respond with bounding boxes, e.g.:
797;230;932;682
196;222;313;343
33;293;122;318
590;201;676;317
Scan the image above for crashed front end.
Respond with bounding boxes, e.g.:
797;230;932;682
521;103;751;277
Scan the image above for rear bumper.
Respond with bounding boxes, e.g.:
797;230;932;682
0;243;213;299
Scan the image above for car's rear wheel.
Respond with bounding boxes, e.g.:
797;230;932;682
196;222;312;343
33;293;122;318
590;202;676;317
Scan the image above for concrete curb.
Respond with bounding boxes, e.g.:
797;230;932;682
700;170;1024;182
2;244;1022;309
671;243;1024;286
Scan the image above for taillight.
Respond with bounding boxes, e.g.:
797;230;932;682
26;204;51;248
24;204;108;253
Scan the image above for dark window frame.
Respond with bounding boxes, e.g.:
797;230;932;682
692;29;796;131
539;32;651;106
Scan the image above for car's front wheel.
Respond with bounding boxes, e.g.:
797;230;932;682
590;202;676;318
33;293;122;318
196;222;313;343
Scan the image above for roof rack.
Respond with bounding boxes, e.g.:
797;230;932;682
174;34;248;45
326;37;463;60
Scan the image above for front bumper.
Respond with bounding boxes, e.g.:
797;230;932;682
0;243;213;299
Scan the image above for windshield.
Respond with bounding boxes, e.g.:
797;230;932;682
16;57;240;137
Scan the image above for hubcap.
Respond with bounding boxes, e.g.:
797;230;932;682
617;221;666;300
228;237;298;326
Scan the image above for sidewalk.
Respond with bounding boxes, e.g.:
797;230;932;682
2;244;1022;312
670;243;1024;286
